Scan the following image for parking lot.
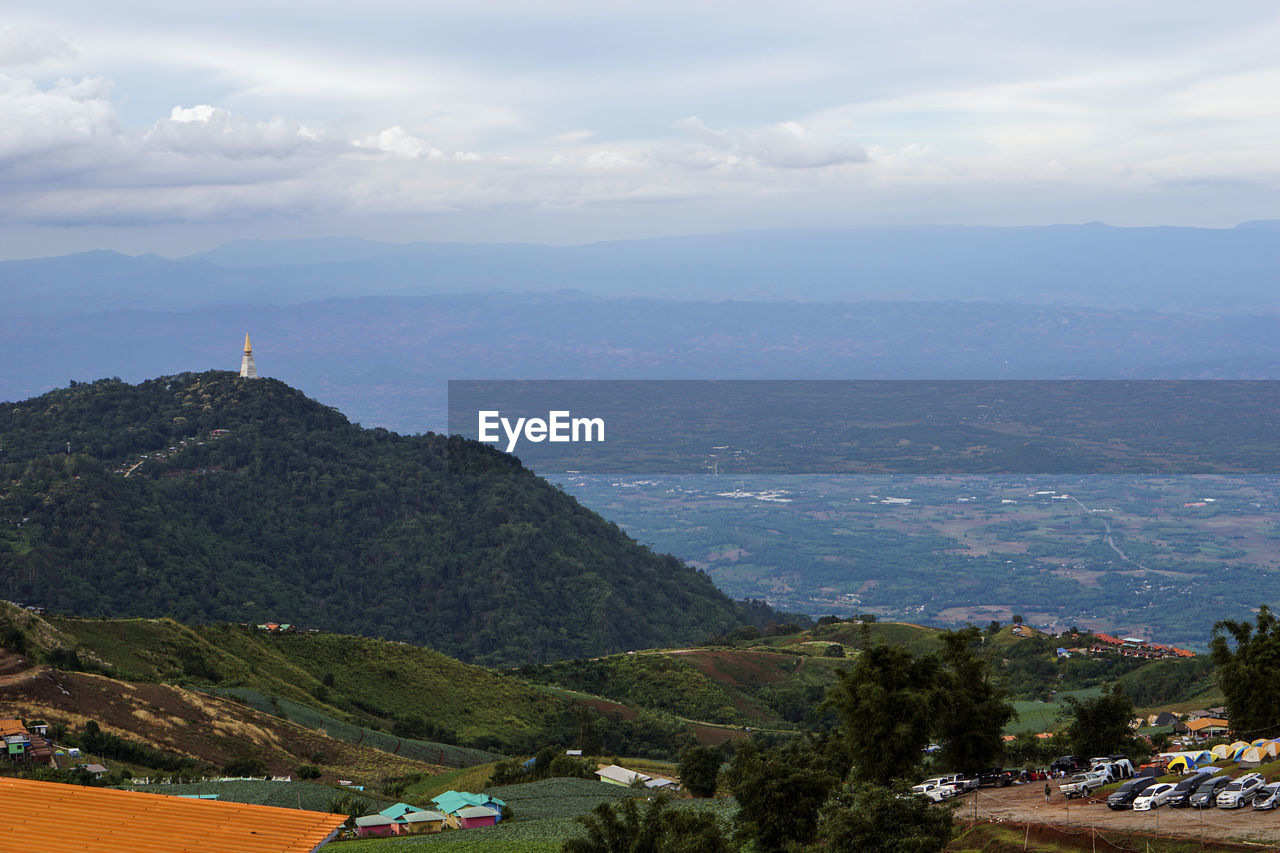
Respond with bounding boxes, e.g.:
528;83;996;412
961;779;1280;845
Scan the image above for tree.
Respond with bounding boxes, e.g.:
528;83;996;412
817;781;954;853
824;643;846;658
326;791;372;830
222;756;268;777
725;738;838;851
564;797;727;853
1062;683;1137;758
1211;605;1280;738
677;745;722;798
934;627;1014;773
828;643;941;785
1012;614;1024;625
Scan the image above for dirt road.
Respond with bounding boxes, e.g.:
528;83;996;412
960;780;1280;846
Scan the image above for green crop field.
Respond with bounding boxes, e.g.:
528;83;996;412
127;779;387;812
329;783;734;852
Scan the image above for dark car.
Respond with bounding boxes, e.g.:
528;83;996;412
1165;772;1216;808
976;768;1015;788
1106;776;1161;810
1050;755;1089;774
1188;775;1233;808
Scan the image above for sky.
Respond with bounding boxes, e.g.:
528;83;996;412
1;1;1278;259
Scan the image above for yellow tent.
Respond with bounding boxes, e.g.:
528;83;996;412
1237;746;1268;765
1166;751;1214;773
1211;743;1234;760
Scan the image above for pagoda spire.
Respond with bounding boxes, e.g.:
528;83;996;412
239;332;258;379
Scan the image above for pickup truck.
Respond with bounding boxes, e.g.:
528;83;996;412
976;768;1015;788
1060;770;1109;799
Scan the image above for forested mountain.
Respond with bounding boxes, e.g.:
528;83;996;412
0;373;764;663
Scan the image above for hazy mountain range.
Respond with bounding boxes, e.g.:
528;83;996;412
5;223;1280;432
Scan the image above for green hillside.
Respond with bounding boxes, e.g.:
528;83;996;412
0;372;766;664
43;615;552;751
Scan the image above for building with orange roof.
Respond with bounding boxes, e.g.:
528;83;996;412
0;776;347;852
1184;717;1230;739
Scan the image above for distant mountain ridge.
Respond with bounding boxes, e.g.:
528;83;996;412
4;223;1280;318
0;372;764;663
6;294;1280;433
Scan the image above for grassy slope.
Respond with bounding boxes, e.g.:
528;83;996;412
42;614;561;747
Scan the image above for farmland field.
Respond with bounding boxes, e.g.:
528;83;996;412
127;779;387;812
330;779;733;851
559;473;1280;648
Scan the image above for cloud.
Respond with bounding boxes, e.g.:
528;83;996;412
0;74;118;162
674;117;867;169
0;25;74;68
144;104;333;160
353;126;481;161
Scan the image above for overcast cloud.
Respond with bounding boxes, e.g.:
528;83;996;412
0;2;1277;257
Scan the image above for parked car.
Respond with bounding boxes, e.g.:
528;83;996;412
1090;758;1135;781
911;782;957;802
1132;782;1178;811
1217;773;1267;809
918;777;961;796
922;773;976;794
976;768;1015;788
1051;755;1089;774
1188;776;1233;808
1252;783;1280;811
1164;772;1215;808
1060;770;1109;799
1106;776;1161;810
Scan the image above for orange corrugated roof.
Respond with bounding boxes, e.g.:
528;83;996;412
0;777;347;853
0;718;27;737
1185;717;1229;731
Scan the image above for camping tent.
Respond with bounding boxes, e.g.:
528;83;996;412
1166;754;1206;773
1237;746;1269;765
1211;743;1234;760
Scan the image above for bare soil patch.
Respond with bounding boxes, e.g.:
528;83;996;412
963;779;1280;846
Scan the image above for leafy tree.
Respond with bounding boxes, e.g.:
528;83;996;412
817;781;954;853
1211;605;1280;738
725;738;837;851
934;627;1014;773
326;791;373;830
1062;683;1137;758
828;644;941;785
222;757;269;777
677;744;722;798
296;764;321;779
823;643;846;658
563;797;727;853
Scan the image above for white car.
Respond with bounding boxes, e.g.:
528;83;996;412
1217;773;1266;809
911;783;956;802
1252;783;1280;811
920;776;966;795
1132;782;1177;811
